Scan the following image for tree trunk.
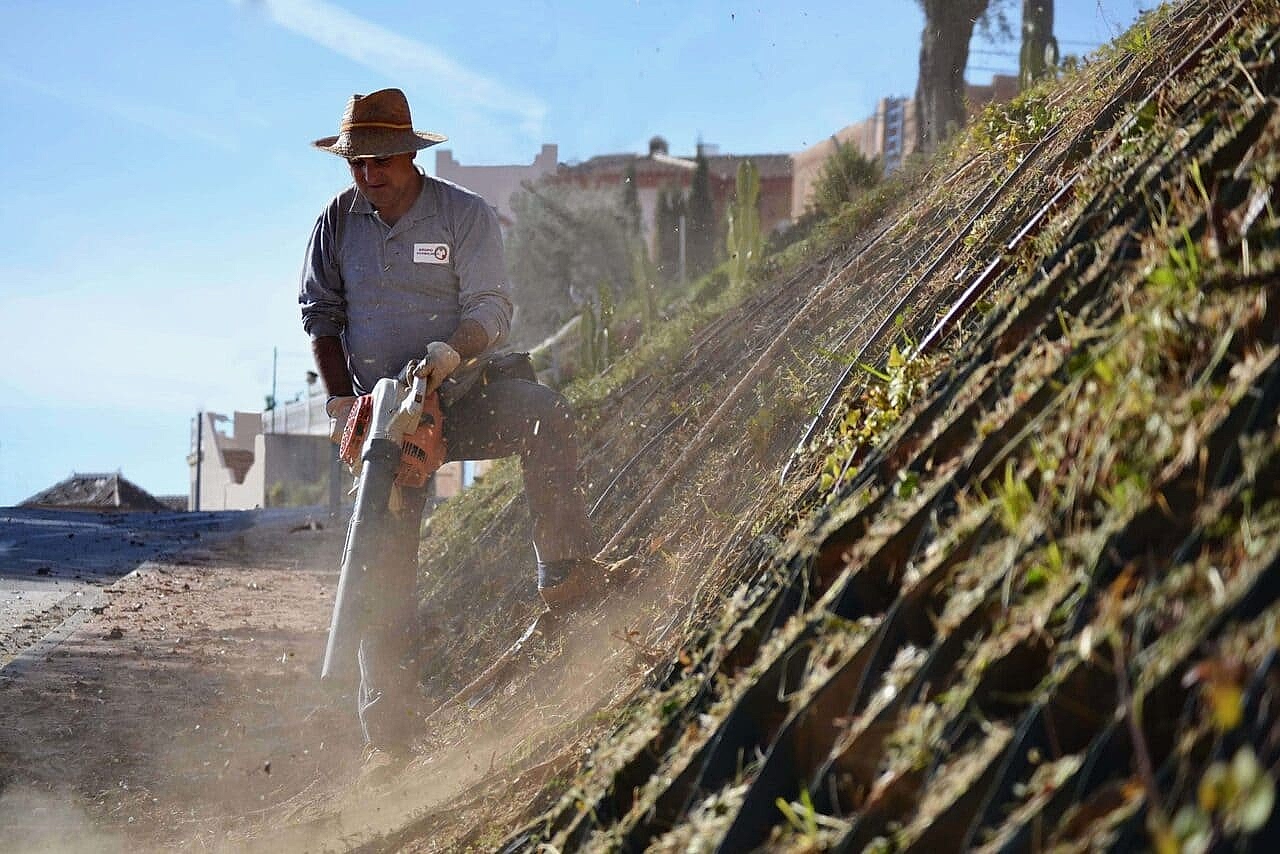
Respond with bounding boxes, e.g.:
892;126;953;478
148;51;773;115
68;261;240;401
1020;0;1057;89
915;0;990;152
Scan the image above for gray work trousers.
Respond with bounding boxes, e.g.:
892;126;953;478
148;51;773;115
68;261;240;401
356;374;593;749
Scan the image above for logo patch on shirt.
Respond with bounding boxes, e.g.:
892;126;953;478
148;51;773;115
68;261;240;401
414;243;451;264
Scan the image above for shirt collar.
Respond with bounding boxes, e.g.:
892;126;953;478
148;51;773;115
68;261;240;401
346;168;438;225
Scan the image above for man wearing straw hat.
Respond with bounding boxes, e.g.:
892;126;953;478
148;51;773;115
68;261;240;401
299;88;614;765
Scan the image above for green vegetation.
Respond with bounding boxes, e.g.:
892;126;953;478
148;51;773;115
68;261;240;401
653;184;687;283
265;478;327;507
505;180;642;347
808;140;881;221
968;84;1064;169
813;337;940;496
577;283;615;375
687;145;718;278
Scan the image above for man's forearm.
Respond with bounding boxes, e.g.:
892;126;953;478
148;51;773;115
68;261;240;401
447;318;491;364
311;335;354;397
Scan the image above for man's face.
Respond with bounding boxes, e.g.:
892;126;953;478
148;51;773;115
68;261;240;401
348;152;420;219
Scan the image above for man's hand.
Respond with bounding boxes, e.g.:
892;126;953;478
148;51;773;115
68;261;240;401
400;341;461;395
325;395;358;444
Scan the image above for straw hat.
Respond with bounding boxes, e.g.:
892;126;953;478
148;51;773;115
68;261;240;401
312;88;447;158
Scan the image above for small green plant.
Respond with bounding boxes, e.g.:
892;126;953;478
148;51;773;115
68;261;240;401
1146;226;1203;293
633;242;661;329
1158;746;1276;852
815;339;938;497
775;788;821;840
971;90;1063;170
1023;540;1064;591
1121;20;1154;58
992;460;1035;535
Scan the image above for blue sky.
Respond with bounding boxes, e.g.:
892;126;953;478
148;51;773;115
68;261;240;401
0;0;1152;505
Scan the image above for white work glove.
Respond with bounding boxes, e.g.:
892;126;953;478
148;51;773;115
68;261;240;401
325;395;358;445
401;341;461;395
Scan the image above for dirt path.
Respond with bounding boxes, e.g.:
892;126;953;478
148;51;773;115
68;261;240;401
0;513;360;851
0;511;676;853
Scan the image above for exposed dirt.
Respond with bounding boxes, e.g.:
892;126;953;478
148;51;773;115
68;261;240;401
0;510;677;853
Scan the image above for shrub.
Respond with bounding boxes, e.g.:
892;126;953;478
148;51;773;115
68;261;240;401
809;141;882;220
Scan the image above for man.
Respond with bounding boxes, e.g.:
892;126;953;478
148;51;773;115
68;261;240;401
299;88;611;761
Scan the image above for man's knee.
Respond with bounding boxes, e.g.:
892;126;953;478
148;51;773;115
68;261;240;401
500;379;576;440
527;388;578;452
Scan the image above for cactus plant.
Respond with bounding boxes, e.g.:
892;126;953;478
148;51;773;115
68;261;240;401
726;160;762;289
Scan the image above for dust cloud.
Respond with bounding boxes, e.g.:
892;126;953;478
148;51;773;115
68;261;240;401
0;785;129;854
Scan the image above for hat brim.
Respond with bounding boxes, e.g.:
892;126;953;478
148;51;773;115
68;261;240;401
312;129;448;158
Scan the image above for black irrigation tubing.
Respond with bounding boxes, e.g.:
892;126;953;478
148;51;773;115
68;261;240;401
714;517;1008;848
798;223;1066;519
959;399;1280;849
772;162;1020;487
837;32;1276;516
801;301;1097;619
585;204;874;527
798;158;1000;360
825;357;1280;849
841;146;1174;500
732;171;1208;834
779;56;1146;490
777;160;1033;486
783;147;1058;490
780;0;1253;489
1090;548;1280;852
1058;285;1280;646
588;405;694;517
915;177;1078;355
724;318;1078;701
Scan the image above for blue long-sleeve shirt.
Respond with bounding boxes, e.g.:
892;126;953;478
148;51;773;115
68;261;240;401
299;173;513;395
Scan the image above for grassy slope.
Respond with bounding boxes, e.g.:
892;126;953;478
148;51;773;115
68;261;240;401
399;0;1280;849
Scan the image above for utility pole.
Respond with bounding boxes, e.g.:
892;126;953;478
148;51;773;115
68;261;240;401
189;413;203;512
271;346;278;433
678;213;687;287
